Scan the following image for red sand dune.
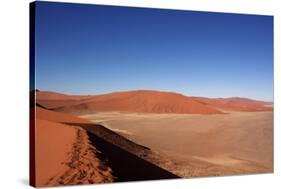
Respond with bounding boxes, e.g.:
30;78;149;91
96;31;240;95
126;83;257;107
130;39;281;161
35;106;113;186
192;97;273;112
37;90;223;114
36;90;92;109
36;90;90;100
36;90;272;114
36;106;91;123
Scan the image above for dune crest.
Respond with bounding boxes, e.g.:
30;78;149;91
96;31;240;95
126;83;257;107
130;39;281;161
37;90;272;114
37;90;223;114
35;106;114;186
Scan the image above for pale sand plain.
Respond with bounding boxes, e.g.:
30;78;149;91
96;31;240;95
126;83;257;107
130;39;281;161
80;111;273;177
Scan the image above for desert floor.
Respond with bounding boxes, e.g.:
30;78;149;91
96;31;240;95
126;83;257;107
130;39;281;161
80;111;273;177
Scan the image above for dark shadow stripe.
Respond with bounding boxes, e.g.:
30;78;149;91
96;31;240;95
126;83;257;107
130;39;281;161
63;122;180;182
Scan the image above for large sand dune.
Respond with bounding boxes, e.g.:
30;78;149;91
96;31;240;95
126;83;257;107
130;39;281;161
36;90;272;114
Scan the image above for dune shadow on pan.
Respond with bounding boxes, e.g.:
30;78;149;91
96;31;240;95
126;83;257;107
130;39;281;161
62;122;180;182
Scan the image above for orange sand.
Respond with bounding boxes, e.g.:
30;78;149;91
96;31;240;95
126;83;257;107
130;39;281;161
35;107;113;187
37;90;272;114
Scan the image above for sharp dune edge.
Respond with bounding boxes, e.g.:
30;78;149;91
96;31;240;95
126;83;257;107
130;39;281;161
35;107;114;186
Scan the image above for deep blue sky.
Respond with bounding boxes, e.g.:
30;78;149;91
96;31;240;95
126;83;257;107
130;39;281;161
35;1;273;101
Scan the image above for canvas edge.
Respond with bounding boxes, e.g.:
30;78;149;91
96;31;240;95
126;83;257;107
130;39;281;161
29;1;36;187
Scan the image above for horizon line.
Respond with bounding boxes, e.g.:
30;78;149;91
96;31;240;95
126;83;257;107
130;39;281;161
34;88;274;103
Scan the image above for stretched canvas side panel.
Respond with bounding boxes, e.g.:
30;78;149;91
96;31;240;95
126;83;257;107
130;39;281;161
29;2;36;187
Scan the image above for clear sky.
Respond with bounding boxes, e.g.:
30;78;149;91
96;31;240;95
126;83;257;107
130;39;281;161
35;2;273;101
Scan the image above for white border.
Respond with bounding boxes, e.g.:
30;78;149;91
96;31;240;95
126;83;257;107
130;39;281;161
0;0;280;188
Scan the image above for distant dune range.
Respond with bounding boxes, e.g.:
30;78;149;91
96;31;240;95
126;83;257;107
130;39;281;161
191;96;273;112
36;90;272;114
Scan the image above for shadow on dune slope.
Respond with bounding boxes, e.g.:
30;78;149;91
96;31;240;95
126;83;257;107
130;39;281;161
63;122;180;182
